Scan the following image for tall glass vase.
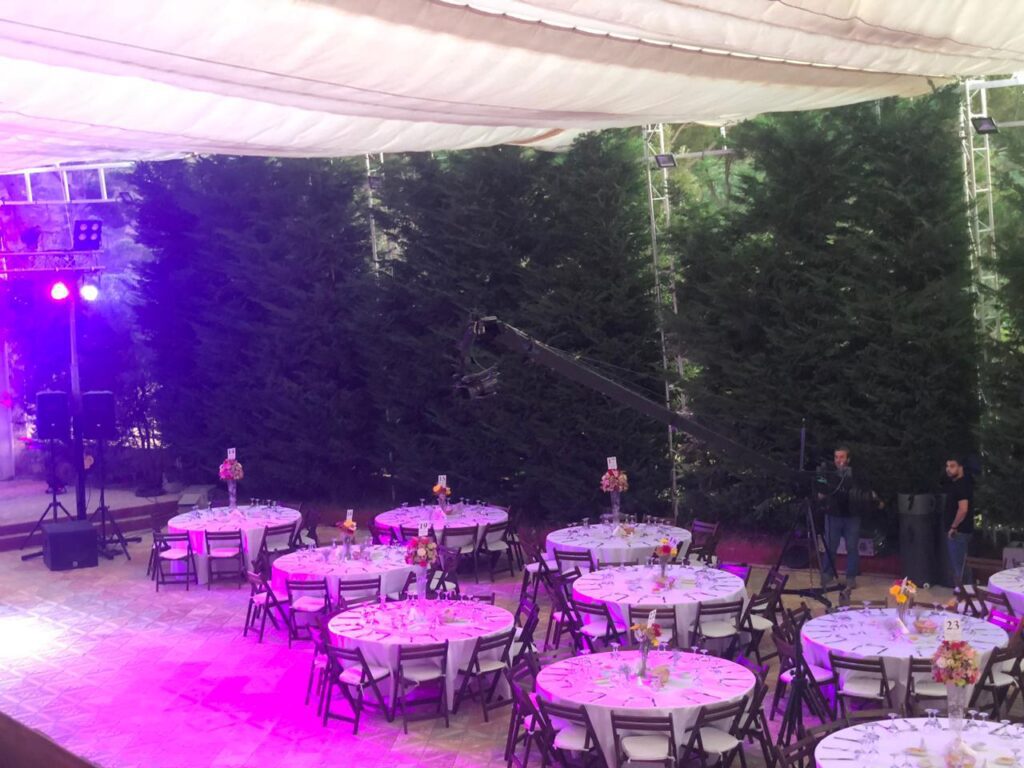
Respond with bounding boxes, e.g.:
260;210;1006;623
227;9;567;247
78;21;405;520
227;480;237;510
342;537;352;561
610;491;621;524
638;642;649;678
659;559;668;579
415;565;428;604
946;683;967;735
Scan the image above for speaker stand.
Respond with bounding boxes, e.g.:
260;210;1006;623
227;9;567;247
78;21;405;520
20;442;74;560
90;441;140;560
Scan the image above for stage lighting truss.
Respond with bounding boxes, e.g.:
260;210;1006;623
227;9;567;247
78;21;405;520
0;250;102;279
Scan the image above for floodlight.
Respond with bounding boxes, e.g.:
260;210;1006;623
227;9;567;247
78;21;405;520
72;220;103;251
50;281;70;301
971;116;999;135
79;283;99;302
654;154;677;168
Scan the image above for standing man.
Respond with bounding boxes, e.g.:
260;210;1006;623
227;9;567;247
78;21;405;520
822;446;860;590
944;456;974;586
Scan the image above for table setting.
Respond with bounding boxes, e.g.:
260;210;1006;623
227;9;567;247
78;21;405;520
545;520;692;566
816;716;1024;768
167;501;301;584
271;543;414;603
801;606;1007;701
572;563;747;646
987;566;1024;615
374;501;508;543
327;597;514;706
536;648;755;765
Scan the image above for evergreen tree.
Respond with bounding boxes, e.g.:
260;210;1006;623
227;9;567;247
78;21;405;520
132;157;375;498
668;92;978;529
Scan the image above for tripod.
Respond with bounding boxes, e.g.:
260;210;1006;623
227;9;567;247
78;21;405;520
776;498;844;609
20;441;74;560
89;440;140;559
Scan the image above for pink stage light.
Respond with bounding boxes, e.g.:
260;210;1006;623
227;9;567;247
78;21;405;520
50;281;70;300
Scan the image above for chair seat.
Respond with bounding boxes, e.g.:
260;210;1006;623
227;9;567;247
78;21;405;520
748;615;773;632
912;680;948;698
621;734;672;761
291;596;326;613
692;726;739;754
340;663;391;685
840;674;887;699
209;547;241;558
401;661;444;683
525;559;558;574
700;620;738;638
552;724;589;751
473;658;508;675
251;590;285;605
989;670;1016;688
483;540;510;552
159;549;192;561
780;664;833;684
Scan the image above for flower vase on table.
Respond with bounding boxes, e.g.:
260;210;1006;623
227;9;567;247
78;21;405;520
415;565;428;604
336;519;357;561
631;621;662;679
889;577;917;625
433;480;452;515
655;537;678;581
946;683;968;735
219;457;244;510
931;639;979;737
405;535;438;605
601;468;629;525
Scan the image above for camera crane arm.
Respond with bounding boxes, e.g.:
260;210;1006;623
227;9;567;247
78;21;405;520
462;316;803;483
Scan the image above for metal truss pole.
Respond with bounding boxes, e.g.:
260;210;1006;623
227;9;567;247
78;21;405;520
364;153;391;276
642;124;682;519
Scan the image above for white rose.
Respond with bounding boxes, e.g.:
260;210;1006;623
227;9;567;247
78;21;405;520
417;547;427;557
936;657;947;668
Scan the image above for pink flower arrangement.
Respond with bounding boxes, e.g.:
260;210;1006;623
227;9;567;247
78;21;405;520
932;640;980;686
600;469;629;493
218;458;243;482
405;536;438;568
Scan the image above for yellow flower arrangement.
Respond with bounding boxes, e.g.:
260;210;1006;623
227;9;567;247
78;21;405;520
432;483;452;496
889;577;917;605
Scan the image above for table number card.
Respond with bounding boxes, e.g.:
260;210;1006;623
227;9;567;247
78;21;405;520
418;521;430;538
647;608;658;627
943;616;963;641
438;474;447;486
346;509;354;522
607;457;617;470
227;448;236;460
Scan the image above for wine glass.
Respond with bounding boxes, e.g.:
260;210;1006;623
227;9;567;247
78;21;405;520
886;712;900;732
966;709;978;729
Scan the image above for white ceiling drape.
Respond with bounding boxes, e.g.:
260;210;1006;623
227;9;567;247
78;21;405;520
1;0;1022;170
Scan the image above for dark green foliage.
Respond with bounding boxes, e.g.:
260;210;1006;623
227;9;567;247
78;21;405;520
668;92;978;528
132;157;376;498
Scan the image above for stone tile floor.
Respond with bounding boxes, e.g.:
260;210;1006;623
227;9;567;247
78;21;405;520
0;533;1002;767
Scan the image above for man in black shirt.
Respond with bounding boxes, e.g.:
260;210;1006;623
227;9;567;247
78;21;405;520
822;446;860;590
944;456;974;585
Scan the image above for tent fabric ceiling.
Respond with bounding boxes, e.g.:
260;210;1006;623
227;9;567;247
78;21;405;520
1;0;1023;171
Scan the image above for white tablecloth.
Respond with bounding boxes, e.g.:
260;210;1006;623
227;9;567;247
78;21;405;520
801;608;1008;701
816;718;1024;768
328;600;514;707
988;567;1024;615
271;545;413;603
545;523;692;566
167;505;301;584
375;504;508;548
537;650;755;766
573;564;747;647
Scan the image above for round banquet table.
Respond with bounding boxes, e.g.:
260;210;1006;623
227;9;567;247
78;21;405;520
816;717;1024;768
167;505;301;585
375;503;507;545
271;545;413;604
536;650;756;766
328;599;514;707
573;564;747;647
801;607;1008;702
545;522;692;566
988;566;1024;615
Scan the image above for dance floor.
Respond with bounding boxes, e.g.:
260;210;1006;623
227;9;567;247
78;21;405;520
0;533;967;768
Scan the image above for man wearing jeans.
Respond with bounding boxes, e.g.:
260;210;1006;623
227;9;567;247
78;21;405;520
822;446;860;590
944;456;974;586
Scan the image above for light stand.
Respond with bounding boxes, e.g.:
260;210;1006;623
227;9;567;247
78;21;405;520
89;440;139;559
20;440;73;559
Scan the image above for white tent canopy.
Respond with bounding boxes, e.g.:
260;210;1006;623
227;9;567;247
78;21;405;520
2;0;1024;171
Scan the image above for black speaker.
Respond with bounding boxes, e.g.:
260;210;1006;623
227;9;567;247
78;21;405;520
42;521;98;571
36;391;70;441
82;391;116;441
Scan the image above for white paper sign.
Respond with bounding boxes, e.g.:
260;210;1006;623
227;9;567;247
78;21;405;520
607;457;618;470
438;474;447;486
345;509;354;522
418;521;430;537
227;448;236;460
943;616;963;641
647;609;658;627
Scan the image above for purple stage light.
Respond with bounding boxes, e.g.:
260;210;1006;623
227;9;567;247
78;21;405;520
80;283;99;302
50;281;70;301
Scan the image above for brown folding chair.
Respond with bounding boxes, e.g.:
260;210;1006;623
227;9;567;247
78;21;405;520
252;520;297;577
243;570;290;643
440;524;479;579
395;641;450;732
904;657;948;715
688;519;721;564
321;644;392;732
611;712;676;768
692;598;744;657
336;575;382;607
974;586;1016;618
205;529;245;589
504;669;550;768
677;696;749;768
454;628;515;721
478;521;515;581
535;698;604;768
717;562;752;584
292;503;320;548
828;651;894;717
968;643;1022;718
553;548;595;574
571;598;626;649
153;532;198;591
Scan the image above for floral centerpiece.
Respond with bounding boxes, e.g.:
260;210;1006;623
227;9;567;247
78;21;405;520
335;518;357;560
889;577;917;623
932;640;980;734
405;535;438;602
433;481;452;514
654;537;678;579
218;457;244;509
630;620;662;678
601;468;628;523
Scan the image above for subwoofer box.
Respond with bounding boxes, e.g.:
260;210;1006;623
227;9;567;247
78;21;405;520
42;521;98;571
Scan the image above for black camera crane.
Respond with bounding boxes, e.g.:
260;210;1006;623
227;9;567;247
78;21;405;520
457;315;844;607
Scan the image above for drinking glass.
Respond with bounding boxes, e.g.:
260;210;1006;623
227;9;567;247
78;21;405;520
610;642;620;659
886;712;900;732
